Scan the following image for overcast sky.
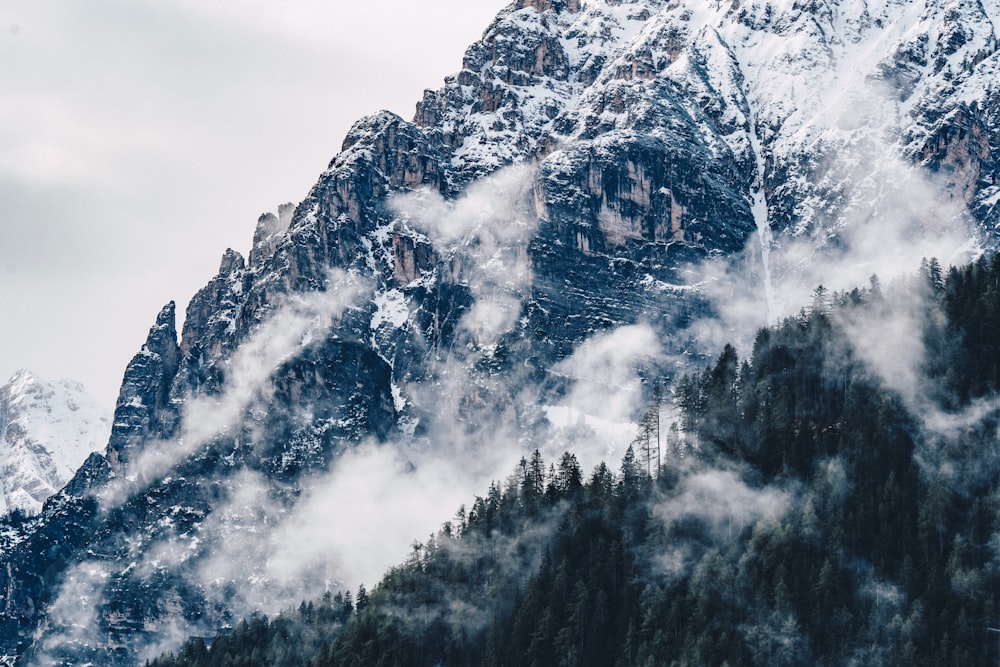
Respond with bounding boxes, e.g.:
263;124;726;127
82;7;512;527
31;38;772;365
0;0;506;409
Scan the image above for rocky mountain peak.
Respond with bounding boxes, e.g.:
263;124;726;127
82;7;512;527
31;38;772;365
218;247;245;276
0;370;110;515
106;301;181;472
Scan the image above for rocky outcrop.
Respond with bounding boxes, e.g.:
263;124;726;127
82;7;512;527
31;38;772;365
415;0;581;181
249;203;294;269
106;302;181;471
250;336;395;476
0;324;396;664
175;250;247;397
535;132;752;251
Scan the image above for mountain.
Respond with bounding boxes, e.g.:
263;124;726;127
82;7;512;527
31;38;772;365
149;256;1000;666
3;0;1000;663
0;370;110;517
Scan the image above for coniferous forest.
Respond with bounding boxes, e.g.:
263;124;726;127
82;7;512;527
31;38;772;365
148;255;1000;666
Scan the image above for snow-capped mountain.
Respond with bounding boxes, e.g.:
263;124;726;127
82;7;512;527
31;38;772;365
3;0;1000;663
0;370;110;516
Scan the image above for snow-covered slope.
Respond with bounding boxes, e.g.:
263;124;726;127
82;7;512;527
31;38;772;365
0;370;110;515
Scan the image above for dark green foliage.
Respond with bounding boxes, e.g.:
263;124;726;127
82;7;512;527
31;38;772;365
938;253;1000;402
154;257;1000;666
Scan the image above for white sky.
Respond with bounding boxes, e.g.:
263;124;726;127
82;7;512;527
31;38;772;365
0;0;507;409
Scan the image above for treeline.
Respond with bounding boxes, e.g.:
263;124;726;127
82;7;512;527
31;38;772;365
149;255;1000;666
148;450;655;667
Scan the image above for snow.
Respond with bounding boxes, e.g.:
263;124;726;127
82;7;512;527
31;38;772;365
410;0;998;322
748;101;781;322
0;369;111;515
390;383;406;413
370;289;410;330
438;0;673;178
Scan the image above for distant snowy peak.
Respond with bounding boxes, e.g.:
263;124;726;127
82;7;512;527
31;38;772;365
0;369;111;515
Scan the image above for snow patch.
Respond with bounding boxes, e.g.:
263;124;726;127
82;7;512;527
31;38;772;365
370;289;409;330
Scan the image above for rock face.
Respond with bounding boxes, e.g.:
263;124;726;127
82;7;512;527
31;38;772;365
0;370;110;516
3;0;1000;662
105;302;181;472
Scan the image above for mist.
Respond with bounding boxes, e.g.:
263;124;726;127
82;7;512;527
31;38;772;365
261;443;486;593
99;271;362;508
390;164;537;347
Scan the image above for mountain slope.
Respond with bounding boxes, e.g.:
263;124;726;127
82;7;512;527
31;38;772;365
3;0;1000;663
152;256;1000;666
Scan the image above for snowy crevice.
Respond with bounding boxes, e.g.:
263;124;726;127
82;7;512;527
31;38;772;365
748;123;781;323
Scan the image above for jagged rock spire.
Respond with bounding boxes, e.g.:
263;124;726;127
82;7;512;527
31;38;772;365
106;301;181;471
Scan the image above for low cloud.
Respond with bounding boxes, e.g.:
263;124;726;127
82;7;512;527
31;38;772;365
833;280;930;410
553;324;661;422
546;324;663;469
644;465;795;589
29;561;111;666
830;277;1000;489
100;271;363;507
263;442;481;592
655;469;791;538
391;165;535;247
391;165;536;347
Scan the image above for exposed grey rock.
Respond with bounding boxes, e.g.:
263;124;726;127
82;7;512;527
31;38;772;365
106;302;181;472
